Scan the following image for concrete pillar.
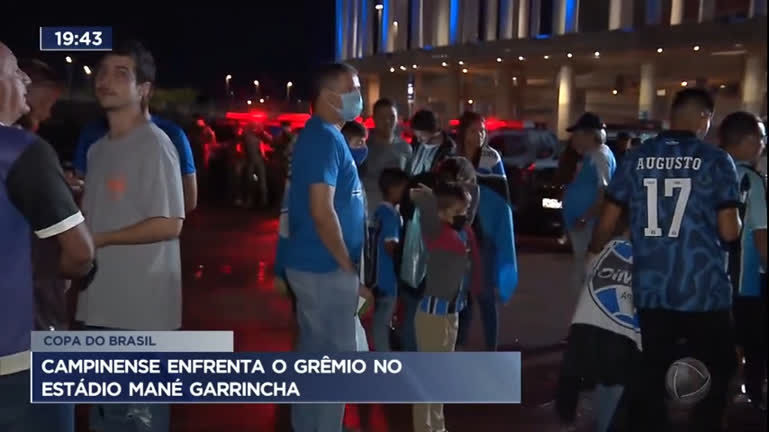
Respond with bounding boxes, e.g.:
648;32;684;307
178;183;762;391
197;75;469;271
461;0;481;43
750;0;767;17
742;55;767;114
639;63;656;120
349;0;360;59
698;0;715;22
529;0;542;37
378;0;395;53
554;0;580;35
445;69;462;123
410;0;424;49
358;0;372;57
556;65;574;141
518;0;529;38
609;0;633;30
495;67;515;118
512;73;526;118
484;0;499;41
364;74;381;117
670;0;684;25
499;0;516;39
434;0;450;47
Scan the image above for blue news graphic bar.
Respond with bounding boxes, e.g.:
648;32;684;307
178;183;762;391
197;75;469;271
31;352;521;404
31;331;234;352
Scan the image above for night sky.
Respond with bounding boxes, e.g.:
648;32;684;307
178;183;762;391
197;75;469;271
1;2;337;100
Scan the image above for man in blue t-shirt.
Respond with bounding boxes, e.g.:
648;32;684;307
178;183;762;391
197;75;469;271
588;89;742;431
73;112;197;212
283;63;368;432
719;112;767;409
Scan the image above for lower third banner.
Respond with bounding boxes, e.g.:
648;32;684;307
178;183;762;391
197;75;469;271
31;352;521;404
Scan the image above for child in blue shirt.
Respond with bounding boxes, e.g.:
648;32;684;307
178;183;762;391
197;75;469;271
370;168;409;352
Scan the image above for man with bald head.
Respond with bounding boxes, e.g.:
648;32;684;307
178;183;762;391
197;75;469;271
0;41;95;432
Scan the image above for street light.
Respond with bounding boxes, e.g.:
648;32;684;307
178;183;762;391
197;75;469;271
253;80;260;96
65;56;73;64
259;98;265;104
83;65;92;75
286;81;293;100
225;74;232;97
247;100;252;105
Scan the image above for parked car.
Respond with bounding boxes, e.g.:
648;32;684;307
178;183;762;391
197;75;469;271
487;128;565;237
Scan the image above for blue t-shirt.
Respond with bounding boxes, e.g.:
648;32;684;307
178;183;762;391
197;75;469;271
285;116;365;273
563;144;616;229
73;116;196;176
372;202;402;297
607;131;740;312
730;163;767;297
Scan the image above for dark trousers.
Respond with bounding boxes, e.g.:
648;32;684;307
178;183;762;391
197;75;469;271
632;308;736;432
733;280;768;405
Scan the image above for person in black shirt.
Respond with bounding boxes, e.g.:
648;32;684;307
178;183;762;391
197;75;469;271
1;40;94;432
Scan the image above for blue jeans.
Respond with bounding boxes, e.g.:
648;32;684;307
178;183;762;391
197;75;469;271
0;369;74;432
372;295;397;352
85;327;170;432
399;287;421;352
286;267;358;432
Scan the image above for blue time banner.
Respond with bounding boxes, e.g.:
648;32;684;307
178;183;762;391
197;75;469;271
40;27;113;51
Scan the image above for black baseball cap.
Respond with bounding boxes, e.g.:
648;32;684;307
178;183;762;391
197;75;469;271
566;112;605;132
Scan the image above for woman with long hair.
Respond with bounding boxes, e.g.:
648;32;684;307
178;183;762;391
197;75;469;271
455;112;518;351
456;111;506;176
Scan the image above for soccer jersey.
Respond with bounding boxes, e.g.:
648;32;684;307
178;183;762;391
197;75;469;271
607;131;740;311
729;163;767;297
476;145;506;176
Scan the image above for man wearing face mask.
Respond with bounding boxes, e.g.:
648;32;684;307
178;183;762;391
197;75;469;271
408;109;456;177
283;63;370;432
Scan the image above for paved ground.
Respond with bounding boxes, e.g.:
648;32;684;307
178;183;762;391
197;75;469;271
76;205;766;431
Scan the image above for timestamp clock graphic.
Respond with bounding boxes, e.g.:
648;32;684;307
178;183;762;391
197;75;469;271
39;27;113;51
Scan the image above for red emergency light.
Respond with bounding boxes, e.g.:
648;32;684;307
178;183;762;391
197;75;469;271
225;111;268;122
448;117;528;131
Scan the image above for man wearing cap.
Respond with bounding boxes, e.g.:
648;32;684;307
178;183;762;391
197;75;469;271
562;113;616;280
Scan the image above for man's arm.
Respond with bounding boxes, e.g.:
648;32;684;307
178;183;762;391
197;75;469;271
182;174;198;213
746;175;768;268
167;126;198;213
714;152;742;243
6;137;94;277
94;217;183;248
309;184;356;273
588;200;624;254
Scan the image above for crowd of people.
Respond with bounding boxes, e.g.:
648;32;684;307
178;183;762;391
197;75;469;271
0;33;766;432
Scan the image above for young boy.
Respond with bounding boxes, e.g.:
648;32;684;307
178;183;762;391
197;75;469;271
341;120;369;167
557;213;639;432
719;112;767;410
369;168;409;352
410;181;481;432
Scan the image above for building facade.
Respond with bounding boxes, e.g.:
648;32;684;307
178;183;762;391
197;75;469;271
337;0;767;137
